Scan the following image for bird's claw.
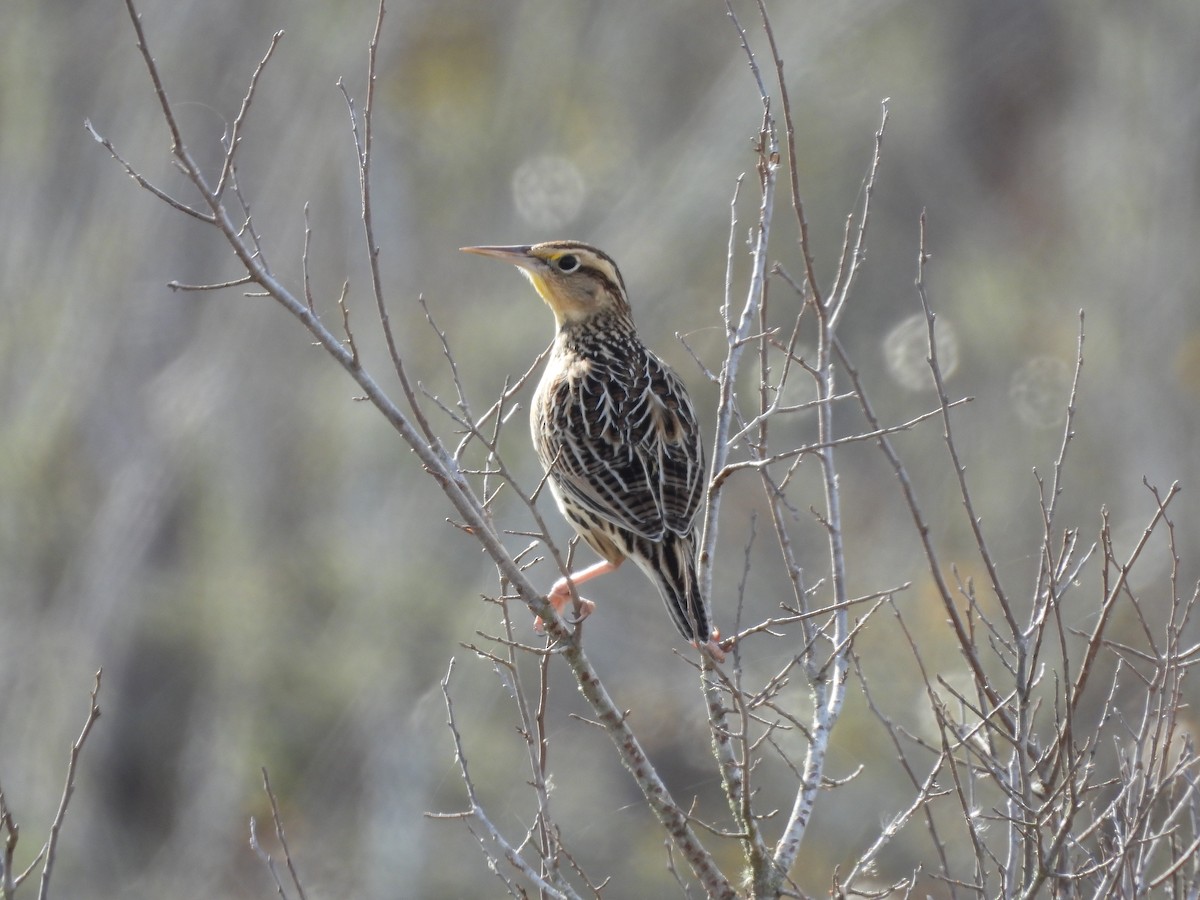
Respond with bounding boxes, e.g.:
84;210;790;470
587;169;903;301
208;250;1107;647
534;597;597;634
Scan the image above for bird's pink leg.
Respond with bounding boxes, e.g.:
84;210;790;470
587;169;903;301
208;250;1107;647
535;559;619;632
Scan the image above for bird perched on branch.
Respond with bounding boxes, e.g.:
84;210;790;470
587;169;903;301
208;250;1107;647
461;241;724;660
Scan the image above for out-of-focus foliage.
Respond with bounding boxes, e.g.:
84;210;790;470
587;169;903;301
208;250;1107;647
1;0;1197;896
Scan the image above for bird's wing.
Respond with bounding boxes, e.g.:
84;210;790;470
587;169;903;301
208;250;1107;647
537;352;704;542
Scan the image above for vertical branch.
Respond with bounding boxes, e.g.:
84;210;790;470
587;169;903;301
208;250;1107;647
915;214;1018;639
827;101;888;330
696;174;741;605
562;639;737;899
432;660;579;900
753;0;820;307
252;769;309;900
37;671;102;900
770;258;848;879
0;673;105;900
1039;312;1087;535
699;1;779;600
214;29;285;198
701;5;782;892
716;3;886;890
0;781;21;900
497;602;564;892
768;25;886;891
902;214;1013;726
337;1;446;456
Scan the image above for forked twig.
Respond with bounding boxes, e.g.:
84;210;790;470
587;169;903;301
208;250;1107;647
37;670;103;900
250;769;309;900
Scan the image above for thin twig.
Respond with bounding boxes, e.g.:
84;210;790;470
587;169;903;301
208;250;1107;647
83;120;213;222
432;659;581;900
711;397;971;489
215;30;285;198
168;275;255;292
259;769;308;900
828;101;889;329
755;0;820;307
249;817;290;899
37;670;102;900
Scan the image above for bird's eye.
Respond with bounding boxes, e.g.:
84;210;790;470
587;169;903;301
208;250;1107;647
556;254;580;273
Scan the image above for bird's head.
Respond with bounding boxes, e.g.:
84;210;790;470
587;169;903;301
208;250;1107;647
461;240;631;328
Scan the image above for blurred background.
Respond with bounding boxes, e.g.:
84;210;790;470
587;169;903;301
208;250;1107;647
2;0;1198;896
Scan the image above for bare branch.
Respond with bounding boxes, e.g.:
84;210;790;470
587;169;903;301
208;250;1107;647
432;659;583;900
249;816;290;900
215;30;285;198
167;275;255;292
828;100;889;329
83;119;213;222
711;397;971;490
37;670;102;900
753;0;820;309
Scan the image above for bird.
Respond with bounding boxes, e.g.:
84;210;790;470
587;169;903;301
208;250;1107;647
461;241;725;660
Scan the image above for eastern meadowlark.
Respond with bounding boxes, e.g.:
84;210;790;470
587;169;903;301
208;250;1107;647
462;241;724;660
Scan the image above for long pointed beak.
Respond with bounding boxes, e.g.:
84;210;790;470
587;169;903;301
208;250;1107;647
460;244;534;266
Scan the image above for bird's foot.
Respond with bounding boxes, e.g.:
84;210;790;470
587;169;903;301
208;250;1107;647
534;580;597;633
694;628;728;663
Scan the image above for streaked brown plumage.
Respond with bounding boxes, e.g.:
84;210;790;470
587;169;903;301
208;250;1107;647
461;241;724;659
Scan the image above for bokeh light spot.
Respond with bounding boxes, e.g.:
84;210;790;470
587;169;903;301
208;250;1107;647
511;154;586;230
883;313;959;391
1010;357;1072;427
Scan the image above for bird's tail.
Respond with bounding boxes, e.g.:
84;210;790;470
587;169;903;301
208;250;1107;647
633;533;713;645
